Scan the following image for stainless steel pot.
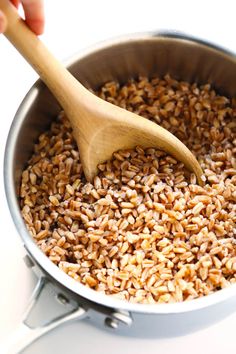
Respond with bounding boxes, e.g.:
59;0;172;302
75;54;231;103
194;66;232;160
3;31;236;353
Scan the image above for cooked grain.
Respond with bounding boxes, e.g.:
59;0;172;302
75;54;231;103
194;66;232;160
21;75;236;304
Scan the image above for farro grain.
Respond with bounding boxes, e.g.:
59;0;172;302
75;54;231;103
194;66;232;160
21;75;236;304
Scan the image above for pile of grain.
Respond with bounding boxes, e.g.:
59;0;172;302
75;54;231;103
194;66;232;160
21;75;236;303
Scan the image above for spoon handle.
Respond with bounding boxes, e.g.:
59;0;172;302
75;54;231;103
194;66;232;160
0;0;87;111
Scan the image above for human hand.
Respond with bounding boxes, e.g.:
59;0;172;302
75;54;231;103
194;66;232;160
0;0;44;35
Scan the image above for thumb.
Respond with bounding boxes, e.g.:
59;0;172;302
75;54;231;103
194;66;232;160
0;10;7;34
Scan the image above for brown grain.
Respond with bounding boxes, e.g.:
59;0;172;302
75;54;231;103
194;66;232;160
21;75;236;304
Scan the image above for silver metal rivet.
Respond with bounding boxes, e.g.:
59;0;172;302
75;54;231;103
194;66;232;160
104;317;119;329
57;293;69;305
111;311;133;326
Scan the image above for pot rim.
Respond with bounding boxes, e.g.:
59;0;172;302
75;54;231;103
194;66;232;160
4;30;236;315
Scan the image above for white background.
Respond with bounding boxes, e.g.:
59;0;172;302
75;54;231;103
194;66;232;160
0;0;236;353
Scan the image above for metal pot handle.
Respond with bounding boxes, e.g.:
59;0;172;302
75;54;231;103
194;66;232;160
0;277;87;354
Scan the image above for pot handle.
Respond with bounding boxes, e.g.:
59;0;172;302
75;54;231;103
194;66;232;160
0;277;87;354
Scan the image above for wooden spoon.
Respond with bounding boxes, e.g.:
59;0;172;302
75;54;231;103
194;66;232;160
0;0;203;184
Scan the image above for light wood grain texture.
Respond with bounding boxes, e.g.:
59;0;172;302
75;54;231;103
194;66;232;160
0;0;203;184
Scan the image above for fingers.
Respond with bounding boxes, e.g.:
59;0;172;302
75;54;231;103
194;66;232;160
10;0;20;8
21;0;44;35
0;0;45;36
0;10;7;34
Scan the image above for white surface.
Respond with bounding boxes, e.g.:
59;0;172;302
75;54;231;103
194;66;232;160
0;0;236;353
